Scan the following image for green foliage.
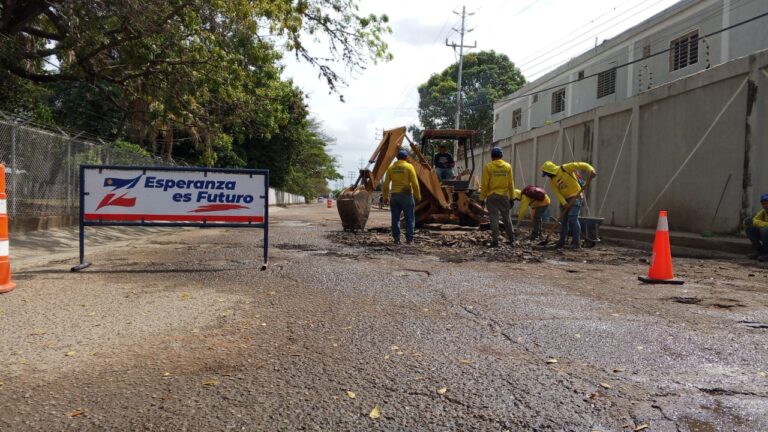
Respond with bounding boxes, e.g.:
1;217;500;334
112;140;151;158
0;0;372;196
417;51;526;145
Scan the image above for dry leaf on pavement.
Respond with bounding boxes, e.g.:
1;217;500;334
66;351;77;357
634;425;649;431
369;405;381;419
203;379;219;386
346;391;356;399
599;382;612;389
546;358;558;364
437;387;448;395
68;410;85;417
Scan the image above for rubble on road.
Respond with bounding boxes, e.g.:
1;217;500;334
328;223;675;266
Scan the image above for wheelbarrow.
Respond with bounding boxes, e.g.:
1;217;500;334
579;216;604;248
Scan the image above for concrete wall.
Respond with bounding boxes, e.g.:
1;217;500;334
493;0;768;142
475;49;768;234
269;188;306;205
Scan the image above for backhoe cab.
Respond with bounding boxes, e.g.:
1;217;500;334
336;127;486;231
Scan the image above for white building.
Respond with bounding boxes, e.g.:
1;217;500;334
493;0;768;142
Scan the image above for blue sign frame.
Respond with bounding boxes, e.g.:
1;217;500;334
72;165;269;272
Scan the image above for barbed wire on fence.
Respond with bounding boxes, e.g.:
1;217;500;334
0;110;176;219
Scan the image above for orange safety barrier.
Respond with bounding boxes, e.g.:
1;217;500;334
327;197;333;209
0;164;15;293
638;210;684;285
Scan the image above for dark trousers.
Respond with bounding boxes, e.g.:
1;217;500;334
746;225;768;253
558;198;582;246
390;193;415;242
487;194;515;243
532;206;550;238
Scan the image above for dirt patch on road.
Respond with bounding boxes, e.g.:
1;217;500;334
328;225;654;267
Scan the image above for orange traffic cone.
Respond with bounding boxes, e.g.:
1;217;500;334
0;164;15;294
638;211;684;285
327;197;333;209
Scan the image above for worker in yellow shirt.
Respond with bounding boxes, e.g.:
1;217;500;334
541;160;596;249
517;185;552;240
745;193;768;261
382;149;422;245
480;147;515;247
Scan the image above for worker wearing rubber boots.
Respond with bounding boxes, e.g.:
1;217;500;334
480;147;515;247
518;185;552;240
382;149;422;245
541;160;596;249
745;193;768;261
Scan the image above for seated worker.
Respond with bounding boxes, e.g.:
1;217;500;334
541;160;596;249
517;185;552;240
433;144;455;181
745;193;768;261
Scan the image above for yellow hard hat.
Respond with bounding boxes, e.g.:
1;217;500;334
513;189;521;201
541;161;559;176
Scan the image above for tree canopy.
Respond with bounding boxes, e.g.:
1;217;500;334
416;50;525;145
0;0;387;198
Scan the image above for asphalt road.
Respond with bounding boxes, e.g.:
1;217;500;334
1;204;767;431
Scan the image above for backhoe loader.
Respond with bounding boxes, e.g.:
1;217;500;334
337;126;486;231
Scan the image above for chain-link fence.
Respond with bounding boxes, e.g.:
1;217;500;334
0;111;174;223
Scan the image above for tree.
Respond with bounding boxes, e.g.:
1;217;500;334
417;50;525;146
0;0;391;159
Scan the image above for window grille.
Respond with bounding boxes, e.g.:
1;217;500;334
597;68;616;98
670;31;698;71
551;89;565;114
512;109;522;128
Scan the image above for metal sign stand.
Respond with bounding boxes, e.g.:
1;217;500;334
71;165;269;272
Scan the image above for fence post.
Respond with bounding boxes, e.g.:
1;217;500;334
10;120;17;218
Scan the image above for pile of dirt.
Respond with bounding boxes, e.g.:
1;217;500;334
328;224;658;266
329;225;554;263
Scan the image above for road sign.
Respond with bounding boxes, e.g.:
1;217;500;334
72;165;269;271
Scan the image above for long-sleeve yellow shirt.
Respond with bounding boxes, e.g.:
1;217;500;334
548;162;595;205
754;209;768;228
480;159;514;201
382;160;421;202
517;194;551;221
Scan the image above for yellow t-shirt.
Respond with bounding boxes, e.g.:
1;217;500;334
517;194;551;221
754;208;768;228
480;159;514;201
382;160;421;202
548;162;595;205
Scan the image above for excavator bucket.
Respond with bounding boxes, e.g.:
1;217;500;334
337;127;407;231
337;186;372;231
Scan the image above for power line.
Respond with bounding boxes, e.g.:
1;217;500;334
500;10;768;107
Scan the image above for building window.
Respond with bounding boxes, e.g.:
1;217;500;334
597;68;616;98
532;94;538;103
551;89;565;114
643;44;651;58
512;109;522;128
494;113;500;123
578;70;585;80
670;31;698;71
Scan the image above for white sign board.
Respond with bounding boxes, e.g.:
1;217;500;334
82;167;266;223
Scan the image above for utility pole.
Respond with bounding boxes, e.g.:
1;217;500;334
446;6;476;130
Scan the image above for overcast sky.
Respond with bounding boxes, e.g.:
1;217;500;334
281;0;680;189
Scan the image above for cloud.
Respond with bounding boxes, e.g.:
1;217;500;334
390;17;451;47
